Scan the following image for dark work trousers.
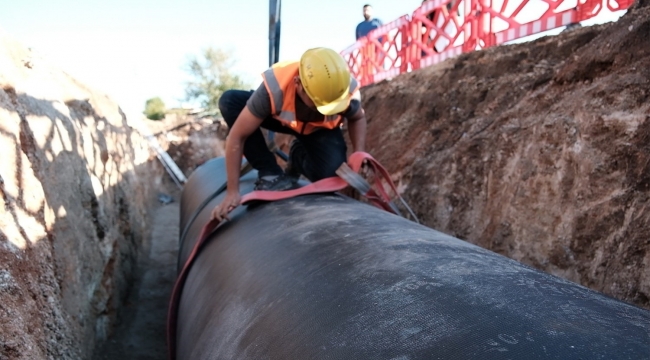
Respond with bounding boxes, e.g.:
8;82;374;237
218;89;348;182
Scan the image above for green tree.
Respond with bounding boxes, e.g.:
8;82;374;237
184;47;250;112
144;97;166;120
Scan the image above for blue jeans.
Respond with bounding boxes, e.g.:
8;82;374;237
218;90;348;182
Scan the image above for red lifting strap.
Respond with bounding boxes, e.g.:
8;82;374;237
166;152;416;360
241;151;401;211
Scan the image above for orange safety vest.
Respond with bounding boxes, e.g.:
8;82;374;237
261;61;359;135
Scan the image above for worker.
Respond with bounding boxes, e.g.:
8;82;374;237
211;47;368;222
356;4;387;70
356;4;383;40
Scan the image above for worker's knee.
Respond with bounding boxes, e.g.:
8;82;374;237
218;90;250;128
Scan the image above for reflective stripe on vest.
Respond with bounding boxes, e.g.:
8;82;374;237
262;62;359;135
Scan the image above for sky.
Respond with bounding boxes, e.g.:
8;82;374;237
0;0;625;118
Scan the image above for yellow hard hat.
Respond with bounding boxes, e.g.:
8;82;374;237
299;47;352;115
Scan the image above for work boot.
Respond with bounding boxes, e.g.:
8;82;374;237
254;173;298;191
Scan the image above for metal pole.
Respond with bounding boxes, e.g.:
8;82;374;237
268;0;287;161
269;0;281;67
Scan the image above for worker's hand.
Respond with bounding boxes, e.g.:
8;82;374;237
211;191;241;222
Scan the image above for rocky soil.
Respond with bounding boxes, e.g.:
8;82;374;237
0;34;164;359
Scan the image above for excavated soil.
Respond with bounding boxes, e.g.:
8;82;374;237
145;113;227;178
0;34;163;359
360;4;650;309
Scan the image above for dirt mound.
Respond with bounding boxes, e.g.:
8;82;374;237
360;5;650;309
146;113;227;178
0;34;163;359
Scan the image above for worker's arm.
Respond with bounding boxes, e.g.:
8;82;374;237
211;107;264;221
345;105;367;153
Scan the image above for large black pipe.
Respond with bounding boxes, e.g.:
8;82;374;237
175;157;650;359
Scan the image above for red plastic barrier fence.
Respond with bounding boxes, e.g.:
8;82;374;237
607;0;635;11
409;0;478;69
366;15;411;85
485;0;584;45
341;39;369;86
341;0;632;86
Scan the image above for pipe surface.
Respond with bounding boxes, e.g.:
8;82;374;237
175;157;650;360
